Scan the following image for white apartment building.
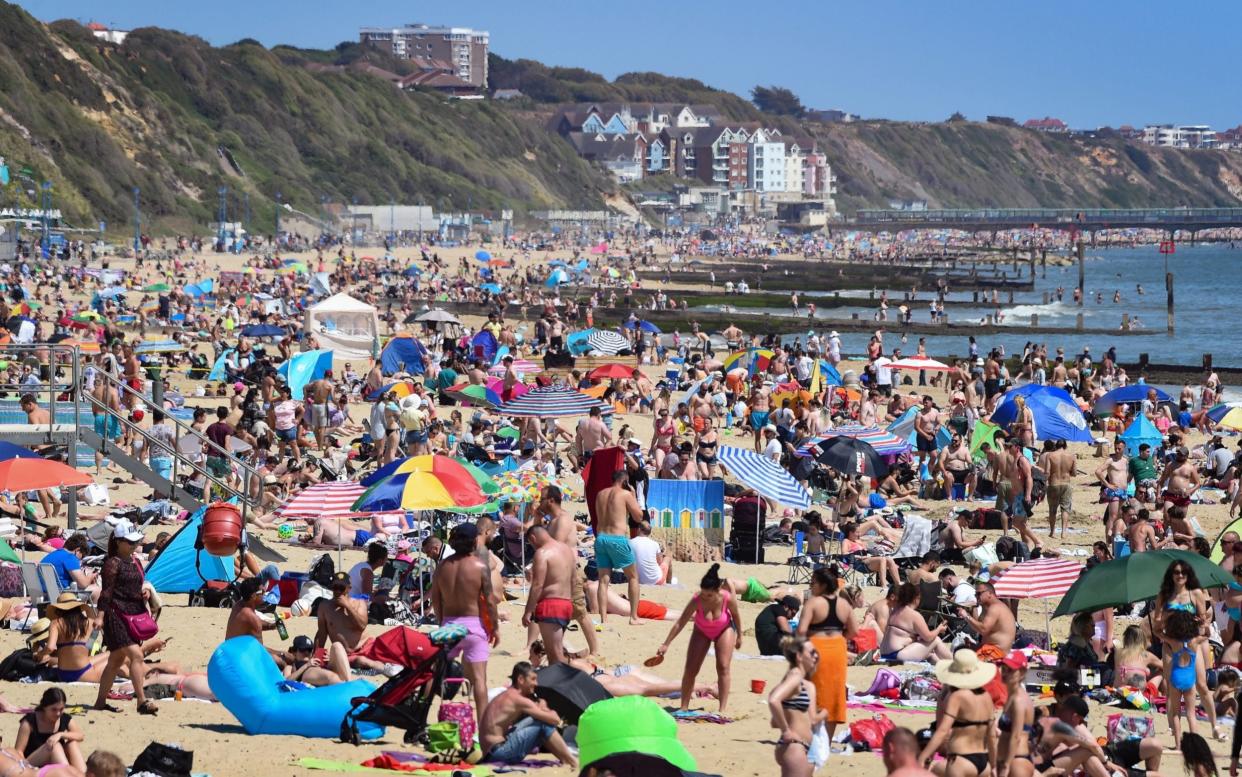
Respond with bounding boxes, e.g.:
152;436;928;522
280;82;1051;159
784;142;806;195
747;129;787;193
1142;124;1216;149
359;24;490;87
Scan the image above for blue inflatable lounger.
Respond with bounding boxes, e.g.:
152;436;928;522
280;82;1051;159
207;636;383;740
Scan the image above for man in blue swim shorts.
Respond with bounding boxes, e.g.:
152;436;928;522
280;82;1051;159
594;470;645;625
748;378;772;454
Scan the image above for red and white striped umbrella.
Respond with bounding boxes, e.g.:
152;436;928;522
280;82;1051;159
487;359;542;376
888;356;953;372
992;557;1083;599
276;481;402;519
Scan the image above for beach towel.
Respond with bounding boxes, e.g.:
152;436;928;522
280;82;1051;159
380;752;558;771
669;709;733;724
582;446;625;532
299;758;491;775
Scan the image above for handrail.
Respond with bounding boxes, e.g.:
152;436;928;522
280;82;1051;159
86;368;260;517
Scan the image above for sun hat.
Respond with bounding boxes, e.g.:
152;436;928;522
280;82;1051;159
47;592;94;619
112;518;145;543
577;696;697;773
26;617;51;646
935;649;998;690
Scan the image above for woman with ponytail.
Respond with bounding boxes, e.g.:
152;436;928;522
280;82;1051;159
655;563;742;712
796;566;856;744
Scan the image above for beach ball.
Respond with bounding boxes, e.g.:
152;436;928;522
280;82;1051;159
277;523;294;540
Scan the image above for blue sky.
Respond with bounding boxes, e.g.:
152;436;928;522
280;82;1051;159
16;0;1242;129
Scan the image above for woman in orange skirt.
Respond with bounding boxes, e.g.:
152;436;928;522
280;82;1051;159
797;567;856;740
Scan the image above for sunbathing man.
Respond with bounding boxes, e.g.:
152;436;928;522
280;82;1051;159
583;580;681;622
301;516;374;548
722;576;799;605
478;662;576;768
314;573;388;673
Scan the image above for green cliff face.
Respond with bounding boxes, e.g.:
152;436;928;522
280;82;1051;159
0;3;612;230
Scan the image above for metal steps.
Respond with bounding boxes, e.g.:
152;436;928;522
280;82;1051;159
77;428;205;511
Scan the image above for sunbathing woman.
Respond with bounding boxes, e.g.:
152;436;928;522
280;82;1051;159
527;641;719;700
41;594;179;685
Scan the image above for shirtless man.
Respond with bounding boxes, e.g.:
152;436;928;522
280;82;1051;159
983;354;1002;403
478;662;576;768
593;469;644;625
574;406;611;467
914;395;940;469
722;324;744;351
1126;508;1159;553
997;439;1038;548
314;573;387;672
1043;440;1077;538
301;516;373;548
1094;439;1131;540
689;384;715;431
1156;446;1200;516
957;581;1016;652
859;389;879;428
431;523;499;717
224;578;280;651
305;375;333;450
748;381;771;453
940;509;984;564
90;373;122;474
938;434;974;501
522;526;576;665
905;551;942;586
541;486;598;656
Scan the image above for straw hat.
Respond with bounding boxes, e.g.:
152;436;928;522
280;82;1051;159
47;592;94;619
26;617;51;646
934;649;997;690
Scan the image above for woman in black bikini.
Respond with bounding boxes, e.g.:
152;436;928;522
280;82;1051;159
14;689;84;773
695;419;720;479
920;649;997;777
766;637;824;777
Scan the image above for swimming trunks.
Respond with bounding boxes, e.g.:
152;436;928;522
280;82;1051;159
1104;487;1128;501
353;529;373;547
93;414;121;441
532;597;573;630
594;534;634;570
1161;491;1192;508
443;615;490;663
750;411;770;429
742;577;771;604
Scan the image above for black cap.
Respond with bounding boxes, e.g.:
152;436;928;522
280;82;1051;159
291;635;314;651
450;523;479;543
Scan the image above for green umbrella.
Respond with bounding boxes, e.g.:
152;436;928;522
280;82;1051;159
1052;549;1232;618
0;537;18;565
143;282;171;292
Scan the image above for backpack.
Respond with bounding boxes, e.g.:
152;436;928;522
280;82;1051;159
848;714;895;750
0;648;43;682
902;674;942;702
309;554;336;588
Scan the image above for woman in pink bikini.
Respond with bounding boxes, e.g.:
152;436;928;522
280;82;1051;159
655;563;742;713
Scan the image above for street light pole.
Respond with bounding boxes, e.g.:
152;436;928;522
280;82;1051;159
217;186;228;249
39;181;51;256
275;191;282;247
132;186;141;253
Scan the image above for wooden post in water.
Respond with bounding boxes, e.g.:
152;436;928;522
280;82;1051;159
1166;272;1174;335
1076;240;1085;306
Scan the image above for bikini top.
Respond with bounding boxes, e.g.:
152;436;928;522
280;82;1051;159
782;681;811;712
1165;601;1197;614
693;591;731;632
997;711;1032;734
951;689;990;728
808;595;845;633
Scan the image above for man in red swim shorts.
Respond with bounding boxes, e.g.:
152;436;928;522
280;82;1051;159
522;526;577;665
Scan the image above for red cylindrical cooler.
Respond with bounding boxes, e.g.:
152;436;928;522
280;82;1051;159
202;502;243;556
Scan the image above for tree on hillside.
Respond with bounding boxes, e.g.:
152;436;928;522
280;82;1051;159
751;85;805;117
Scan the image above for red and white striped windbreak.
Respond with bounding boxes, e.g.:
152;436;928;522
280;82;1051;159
992;557;1083;600
276;481;400;519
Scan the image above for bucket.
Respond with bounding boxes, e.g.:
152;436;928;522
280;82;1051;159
202;502;243;556
750;679;766;694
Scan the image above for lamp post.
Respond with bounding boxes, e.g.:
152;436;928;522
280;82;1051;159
390;199;396;245
275;191;282;246
132;186;141;253
217;186;228;249
39;181;52;256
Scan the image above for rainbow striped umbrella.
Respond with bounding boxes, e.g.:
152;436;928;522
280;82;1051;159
366;381;417;402
451;458;502;514
1207;402;1242;425
444;382;502;408
352;454;490;512
795;425;912;458
722;349;773;372
496;385;613;418
495;470;579;503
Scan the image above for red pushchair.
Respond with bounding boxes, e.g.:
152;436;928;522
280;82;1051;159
340;625;465;745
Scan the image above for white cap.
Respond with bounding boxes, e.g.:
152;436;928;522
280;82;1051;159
112;519;145;543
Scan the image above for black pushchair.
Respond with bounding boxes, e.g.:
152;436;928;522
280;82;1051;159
341;626;464;745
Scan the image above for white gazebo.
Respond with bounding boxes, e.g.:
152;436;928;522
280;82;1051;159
304;293;380;359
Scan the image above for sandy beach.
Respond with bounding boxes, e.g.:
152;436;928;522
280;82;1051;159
2;239;1235;777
